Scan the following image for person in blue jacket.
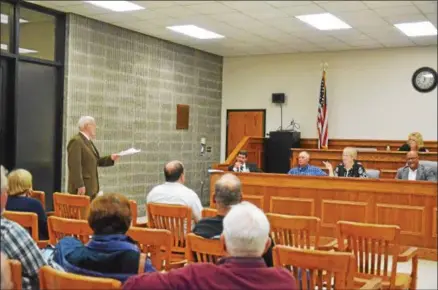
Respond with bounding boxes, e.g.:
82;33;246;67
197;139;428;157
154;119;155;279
54;193;155;282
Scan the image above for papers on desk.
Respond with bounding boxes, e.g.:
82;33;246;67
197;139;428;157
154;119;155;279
118;147;141;156
208;169;224;173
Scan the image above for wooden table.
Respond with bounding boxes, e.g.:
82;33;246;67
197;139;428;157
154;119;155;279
209;172;437;260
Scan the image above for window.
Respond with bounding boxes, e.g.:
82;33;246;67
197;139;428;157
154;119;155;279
0;2;13;52
19;7;56;60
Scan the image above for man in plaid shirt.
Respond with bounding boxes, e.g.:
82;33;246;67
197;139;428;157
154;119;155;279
1;165;47;290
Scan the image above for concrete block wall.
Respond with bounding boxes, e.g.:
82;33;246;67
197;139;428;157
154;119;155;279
62;14;222;215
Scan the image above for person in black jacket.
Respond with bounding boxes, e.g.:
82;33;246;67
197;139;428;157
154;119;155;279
228;150;261;172
398;132;428;152
323;147;368;178
193;173;274;267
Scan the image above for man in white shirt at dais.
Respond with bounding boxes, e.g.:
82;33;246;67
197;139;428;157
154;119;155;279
146;160;203;224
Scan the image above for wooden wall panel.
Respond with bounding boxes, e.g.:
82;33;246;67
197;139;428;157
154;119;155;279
433;207;437;238
269;197;315;216
321;200;369;228
376;204;425;236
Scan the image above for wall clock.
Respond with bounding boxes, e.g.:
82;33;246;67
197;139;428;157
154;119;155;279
412;67;437;93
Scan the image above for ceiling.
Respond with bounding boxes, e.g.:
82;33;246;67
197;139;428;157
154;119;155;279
29;1;437;56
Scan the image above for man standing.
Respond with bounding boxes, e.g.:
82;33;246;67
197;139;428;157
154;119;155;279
228;150;261;172
147;160;203;223
67;116;119;198
288;151;327;176
395;151;436;181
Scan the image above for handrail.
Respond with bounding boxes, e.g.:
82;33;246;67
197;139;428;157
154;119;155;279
213;136;264;170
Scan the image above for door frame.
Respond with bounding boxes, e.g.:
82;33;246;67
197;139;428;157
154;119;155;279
226;109;266;156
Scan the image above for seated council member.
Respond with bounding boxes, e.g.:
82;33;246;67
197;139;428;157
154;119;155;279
395;151;436;181
323;147;368;178
398;132;429;152
228;150;261;173
288;151;327;176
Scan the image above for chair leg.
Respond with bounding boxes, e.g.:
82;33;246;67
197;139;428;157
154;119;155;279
409;256;418;290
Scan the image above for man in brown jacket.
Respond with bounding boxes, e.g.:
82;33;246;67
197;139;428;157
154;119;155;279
67;116;119;198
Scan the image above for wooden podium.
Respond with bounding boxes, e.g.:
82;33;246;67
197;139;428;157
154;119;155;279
264;131;300;173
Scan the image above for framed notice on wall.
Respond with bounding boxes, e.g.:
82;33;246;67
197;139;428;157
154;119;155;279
176;104;189;130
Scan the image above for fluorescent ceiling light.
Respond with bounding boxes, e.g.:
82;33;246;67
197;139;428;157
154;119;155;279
1;14;28;24
296;13;351;30
394;21;437;37
1;43;38;54
84;1;145;12
167;25;225;40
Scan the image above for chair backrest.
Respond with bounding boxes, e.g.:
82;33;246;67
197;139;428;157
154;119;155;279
242;194;264;209
39;265;121;289
129;200;139;226
30;190;46;210
53;192;90;220
7;259;22;290
201;208;217;218
186;233;225;264
273;245;356;290
366;169;380;179
127;227;172;271
3;211;39;242
147;203;192;253
336;221;400;286
267;213;321;249
48;216;93;245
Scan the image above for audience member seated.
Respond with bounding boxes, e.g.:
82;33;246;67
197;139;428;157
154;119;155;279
193;173;274;267
147;160;203;223
0;252;13;290
123;202;297;290
398;132;429;152
0;166;47;290
395;151;436;181
5;169;48;240
323;147;368;178
288;151;327;176
54;193;155;282
228;150;261;172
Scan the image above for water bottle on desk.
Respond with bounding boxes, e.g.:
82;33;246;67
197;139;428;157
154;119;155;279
386;145;391;151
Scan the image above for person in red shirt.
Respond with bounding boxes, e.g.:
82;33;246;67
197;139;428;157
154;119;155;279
123;201;297;290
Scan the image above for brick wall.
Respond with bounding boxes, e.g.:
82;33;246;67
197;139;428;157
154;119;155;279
62;14;222;215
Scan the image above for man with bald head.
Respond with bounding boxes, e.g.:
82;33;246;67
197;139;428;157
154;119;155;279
288;151;327;176
395;151;436;181
147;160;203;222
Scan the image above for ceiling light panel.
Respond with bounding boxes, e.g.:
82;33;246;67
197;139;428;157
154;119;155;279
296;13;352;30
394;21;437;37
167;25;225;39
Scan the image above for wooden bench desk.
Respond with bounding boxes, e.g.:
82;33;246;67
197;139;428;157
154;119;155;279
209;172;437;260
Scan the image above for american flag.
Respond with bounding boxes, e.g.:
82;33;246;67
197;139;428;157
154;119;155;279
317;69;328;149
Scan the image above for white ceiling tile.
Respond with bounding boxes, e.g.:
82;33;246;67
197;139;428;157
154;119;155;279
128;9;171;20
281;3;326;16
336;10;390;27
380;39;416;47
328;29;375;41
414;2;437;14
242;7;289;20
383;13;427;24
221;1;274;12
374;5;420;18
268;16;319;33
345;39;383;47
132;1;175;9
411;35;438;45
35;0;83;7
364;1;414;8
318;1;369;12
93;13;142;24
153;6;199;18
186;2;236;15
426;13;437;25
266;1;313;8
176;1;214;6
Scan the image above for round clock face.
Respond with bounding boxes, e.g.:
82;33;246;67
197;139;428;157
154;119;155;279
412;67;437;93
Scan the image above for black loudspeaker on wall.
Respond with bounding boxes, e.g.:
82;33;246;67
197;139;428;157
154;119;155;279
272;93;285;104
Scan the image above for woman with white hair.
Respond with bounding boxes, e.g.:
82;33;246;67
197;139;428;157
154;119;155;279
323;147;368;178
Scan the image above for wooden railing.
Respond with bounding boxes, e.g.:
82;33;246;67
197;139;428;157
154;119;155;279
214;137;264;171
300;138;437;152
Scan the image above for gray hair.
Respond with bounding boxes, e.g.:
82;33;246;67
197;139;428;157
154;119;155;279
223;201;270;257
1;252;12;290
343;147;358;159
299;151;310;159
77;116;95;130
0;166;7;194
214;173;241;207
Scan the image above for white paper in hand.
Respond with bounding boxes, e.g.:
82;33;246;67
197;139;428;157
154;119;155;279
118;147;141;156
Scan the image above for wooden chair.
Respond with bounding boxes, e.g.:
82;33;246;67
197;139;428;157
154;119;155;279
242;194;264;209
266;213;336;250
147;203;192;264
7;259;22;290
53;192;90;220
337;221;418;290
3;211;39;241
185;233;225;264
48;216;93;245
201;208;217;218
29;190;46;210
127;227;172;272
273;245;382;290
39;265;121;289
129;200;147;227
